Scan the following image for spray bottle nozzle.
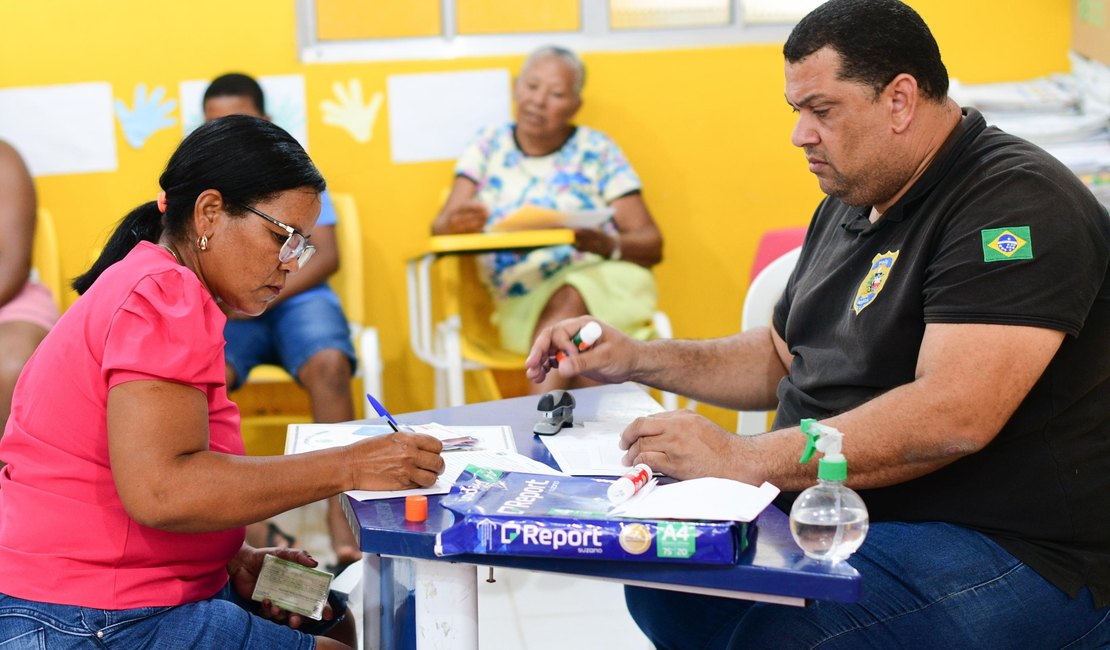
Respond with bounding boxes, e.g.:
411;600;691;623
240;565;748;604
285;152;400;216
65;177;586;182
798;418;848;481
799;418;821;463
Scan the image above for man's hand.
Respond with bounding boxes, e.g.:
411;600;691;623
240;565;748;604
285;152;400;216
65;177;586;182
525;317;639;386
619;410;752;482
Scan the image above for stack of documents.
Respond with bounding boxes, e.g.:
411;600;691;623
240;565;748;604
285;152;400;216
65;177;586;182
435;467;768;565
950;52;1110;208
610;478;780;523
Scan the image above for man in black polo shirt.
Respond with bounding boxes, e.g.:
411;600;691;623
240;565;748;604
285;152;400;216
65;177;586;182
525;0;1110;646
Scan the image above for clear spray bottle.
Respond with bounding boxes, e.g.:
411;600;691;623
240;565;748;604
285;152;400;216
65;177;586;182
789;419;869;562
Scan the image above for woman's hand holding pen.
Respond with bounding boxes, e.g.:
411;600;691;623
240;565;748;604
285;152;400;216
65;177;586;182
346;433;445;491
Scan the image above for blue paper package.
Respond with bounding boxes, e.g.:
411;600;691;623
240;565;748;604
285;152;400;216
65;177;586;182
434;466;746;564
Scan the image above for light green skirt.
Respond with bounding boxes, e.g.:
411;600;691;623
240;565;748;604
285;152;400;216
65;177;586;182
492;260;657;354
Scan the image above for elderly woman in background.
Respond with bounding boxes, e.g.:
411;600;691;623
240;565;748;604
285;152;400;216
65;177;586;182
432;45;664;392
0;116;444;649
0;140;58;452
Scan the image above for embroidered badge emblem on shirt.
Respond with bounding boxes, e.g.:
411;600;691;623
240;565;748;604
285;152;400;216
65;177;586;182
981;226;1033;262
853;250;900;315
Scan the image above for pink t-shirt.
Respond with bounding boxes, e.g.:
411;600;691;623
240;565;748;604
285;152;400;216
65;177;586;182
0;241;245;609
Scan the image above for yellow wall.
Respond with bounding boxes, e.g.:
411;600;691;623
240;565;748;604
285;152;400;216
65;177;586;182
0;1;1073;424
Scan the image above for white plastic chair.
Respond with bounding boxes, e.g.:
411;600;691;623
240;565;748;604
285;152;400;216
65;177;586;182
737;246;802;436
407;231;677;409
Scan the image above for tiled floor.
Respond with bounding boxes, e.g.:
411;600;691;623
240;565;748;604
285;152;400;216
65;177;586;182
275;501;652;649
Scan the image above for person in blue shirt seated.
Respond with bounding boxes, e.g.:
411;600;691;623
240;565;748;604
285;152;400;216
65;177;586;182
204;73;360;571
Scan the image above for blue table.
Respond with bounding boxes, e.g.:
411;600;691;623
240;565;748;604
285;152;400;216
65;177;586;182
345;384;861;649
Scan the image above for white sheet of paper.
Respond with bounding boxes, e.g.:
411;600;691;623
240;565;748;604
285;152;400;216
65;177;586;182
285;422;562;500
347;448;565;501
180;74;309;150
0;82;117;177
610;478;781;523
540;390;665;476
593;388;667;419
285;422;514;455
561;208;616;229
540;420;634;477
387;68;510;163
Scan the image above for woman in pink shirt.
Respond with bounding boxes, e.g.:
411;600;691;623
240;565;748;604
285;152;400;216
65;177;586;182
0;116;445;650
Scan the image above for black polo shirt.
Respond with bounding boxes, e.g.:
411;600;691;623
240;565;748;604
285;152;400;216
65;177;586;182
772;108;1110;606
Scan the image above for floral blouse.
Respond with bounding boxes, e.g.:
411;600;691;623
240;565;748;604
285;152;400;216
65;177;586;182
455;123;642;298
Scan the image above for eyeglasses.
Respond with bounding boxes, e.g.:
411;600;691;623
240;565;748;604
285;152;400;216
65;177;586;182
237;203;316;268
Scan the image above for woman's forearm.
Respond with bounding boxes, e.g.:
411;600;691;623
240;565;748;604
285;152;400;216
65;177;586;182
612;228;662;267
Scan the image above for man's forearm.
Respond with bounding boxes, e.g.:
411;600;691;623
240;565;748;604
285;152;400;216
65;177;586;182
735;323;1063;491
632;328;786;410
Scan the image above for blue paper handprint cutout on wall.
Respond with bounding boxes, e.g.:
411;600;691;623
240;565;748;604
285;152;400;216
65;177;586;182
115;83;177;149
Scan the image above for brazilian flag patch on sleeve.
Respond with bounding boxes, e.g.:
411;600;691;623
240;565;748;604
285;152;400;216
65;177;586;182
981;226;1033;262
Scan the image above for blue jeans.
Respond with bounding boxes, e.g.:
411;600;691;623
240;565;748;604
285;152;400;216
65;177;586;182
626;522;1110;649
224;288;354;391
0;584;317;649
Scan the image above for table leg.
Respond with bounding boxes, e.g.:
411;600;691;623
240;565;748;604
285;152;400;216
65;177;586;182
362;555;381;650
414;560;478;650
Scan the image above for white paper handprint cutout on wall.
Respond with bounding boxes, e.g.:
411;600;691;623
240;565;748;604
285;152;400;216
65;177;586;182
320;79;383;143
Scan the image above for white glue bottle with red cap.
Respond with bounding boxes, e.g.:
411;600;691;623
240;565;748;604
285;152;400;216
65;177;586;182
608;463;652;504
789;419;869;562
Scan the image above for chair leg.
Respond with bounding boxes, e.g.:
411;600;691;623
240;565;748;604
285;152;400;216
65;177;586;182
432;328;449;409
651;311;680;411
357;326;383;402
438;317;466;407
738;411;771;436
433;368;448;410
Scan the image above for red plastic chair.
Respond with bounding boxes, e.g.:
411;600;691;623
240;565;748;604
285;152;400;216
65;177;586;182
749;226;806;281
737;226;806;435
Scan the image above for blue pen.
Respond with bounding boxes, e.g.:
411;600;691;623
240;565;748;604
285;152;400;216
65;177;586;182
366;392;405;432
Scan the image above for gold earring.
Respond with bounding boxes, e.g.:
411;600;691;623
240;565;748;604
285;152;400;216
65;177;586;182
197;234;208;251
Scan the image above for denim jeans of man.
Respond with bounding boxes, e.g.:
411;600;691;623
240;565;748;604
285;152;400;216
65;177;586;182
626;522;1110;649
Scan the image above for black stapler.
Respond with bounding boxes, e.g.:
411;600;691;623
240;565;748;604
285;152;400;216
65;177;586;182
533;389;575;435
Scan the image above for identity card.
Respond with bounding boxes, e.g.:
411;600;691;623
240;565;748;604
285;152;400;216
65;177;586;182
250;554;333;620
